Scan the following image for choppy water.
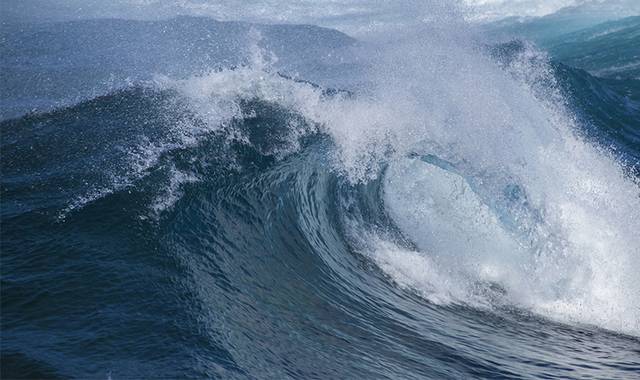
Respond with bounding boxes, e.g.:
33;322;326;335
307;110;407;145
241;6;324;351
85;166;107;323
2;1;639;379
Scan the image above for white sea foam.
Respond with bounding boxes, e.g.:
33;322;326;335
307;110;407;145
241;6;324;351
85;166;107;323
358;32;640;335
161;29;640;335
54;3;640;335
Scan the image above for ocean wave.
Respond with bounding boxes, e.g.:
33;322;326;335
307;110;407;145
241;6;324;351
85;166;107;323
2;8;640;379
4;34;639;333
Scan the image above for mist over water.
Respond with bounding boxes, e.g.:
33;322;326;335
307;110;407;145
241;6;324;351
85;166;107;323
2;1;640;379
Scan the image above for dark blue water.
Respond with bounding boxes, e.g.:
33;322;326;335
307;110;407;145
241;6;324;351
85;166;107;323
2;12;640;380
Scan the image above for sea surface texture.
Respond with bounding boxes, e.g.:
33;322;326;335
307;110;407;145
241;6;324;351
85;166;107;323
1;1;639;379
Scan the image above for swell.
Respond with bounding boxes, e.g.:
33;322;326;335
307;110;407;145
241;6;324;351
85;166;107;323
3;89;639;378
2;34;640;378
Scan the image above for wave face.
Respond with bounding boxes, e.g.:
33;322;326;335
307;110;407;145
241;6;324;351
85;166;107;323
2;5;640;380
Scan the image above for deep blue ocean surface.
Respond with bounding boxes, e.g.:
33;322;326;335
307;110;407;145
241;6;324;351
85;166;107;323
2;1;640;379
